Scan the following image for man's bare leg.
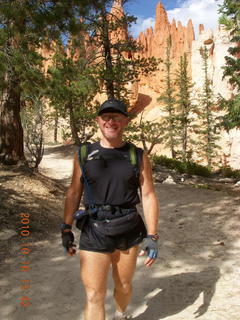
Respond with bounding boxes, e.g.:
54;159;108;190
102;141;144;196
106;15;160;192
80;250;111;320
111;245;139;313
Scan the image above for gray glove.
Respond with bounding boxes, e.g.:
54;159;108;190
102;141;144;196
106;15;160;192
141;235;159;259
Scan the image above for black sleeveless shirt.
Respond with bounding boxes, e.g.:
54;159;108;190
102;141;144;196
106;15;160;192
81;141;143;206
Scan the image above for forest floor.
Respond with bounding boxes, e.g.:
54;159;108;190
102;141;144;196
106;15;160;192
1;143;240;320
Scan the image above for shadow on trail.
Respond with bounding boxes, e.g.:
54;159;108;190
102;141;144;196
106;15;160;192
132;267;220;319
43;143;77;159
151;184;239;268
128;184;239;319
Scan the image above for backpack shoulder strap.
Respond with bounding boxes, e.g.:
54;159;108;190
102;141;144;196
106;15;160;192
78;142;91;167
78;142;97;205
128;143;143;179
129;143;137;167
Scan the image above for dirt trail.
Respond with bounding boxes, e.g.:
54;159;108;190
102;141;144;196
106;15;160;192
1;144;240;320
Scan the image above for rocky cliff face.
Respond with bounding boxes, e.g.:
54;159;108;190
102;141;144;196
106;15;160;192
136;2;195;92
137;3;195;60
134;2;233;101
191;25;233;99
190;26;239;167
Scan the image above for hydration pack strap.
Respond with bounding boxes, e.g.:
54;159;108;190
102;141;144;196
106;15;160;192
129;143;141;179
129;143;137;166
79;143;89;166
78;144;96;206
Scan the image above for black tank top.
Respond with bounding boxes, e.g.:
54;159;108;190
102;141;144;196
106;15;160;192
81;141;143;206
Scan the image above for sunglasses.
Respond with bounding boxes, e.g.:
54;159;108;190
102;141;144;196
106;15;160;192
99;114;124;122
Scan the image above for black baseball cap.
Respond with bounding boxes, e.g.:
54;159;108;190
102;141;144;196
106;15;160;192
98;99;129;117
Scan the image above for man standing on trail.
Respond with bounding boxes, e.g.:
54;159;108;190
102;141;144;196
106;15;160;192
61;98;160;320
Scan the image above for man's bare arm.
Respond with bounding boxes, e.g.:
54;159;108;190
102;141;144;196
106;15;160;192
139;152;159;267
140;152;159;235
63;152;84;226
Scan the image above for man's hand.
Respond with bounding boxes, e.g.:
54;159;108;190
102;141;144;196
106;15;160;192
61;231;77;256
139;235;159;267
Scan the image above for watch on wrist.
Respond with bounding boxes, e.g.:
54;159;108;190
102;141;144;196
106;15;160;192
60;223;72;232
147;234;159;241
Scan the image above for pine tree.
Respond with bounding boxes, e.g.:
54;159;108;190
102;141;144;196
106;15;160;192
218;0;240;129
86;0;158;102
157;36;178;158
175;53;196;162
47;37;98;144
197;46;220;168
0;0;91;164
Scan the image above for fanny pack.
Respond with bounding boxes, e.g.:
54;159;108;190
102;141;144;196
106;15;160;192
89;211;139;236
74;209;90;230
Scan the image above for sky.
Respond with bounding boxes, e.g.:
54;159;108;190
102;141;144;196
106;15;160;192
124;0;224;38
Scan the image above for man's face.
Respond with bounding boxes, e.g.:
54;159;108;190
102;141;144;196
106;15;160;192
97;112;129;140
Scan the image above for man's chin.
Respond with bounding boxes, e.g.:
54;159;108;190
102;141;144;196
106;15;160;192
105;134;118;140
104;132;119;139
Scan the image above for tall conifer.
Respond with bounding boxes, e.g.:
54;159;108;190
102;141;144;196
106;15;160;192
197;46;220;168
157;36;178;158
175;53;196;162
47;37;98;144
86;0;157;101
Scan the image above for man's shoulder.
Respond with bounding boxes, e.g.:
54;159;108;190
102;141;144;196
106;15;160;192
79;141;98;149
78;141;99;165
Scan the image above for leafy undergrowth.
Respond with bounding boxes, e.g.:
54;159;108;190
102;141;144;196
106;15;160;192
152;154;240;180
152;155;212;177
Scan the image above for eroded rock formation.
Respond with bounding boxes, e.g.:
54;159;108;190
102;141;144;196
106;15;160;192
135;2;195;92
192;25;233;99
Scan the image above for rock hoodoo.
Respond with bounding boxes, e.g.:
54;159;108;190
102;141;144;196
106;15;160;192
135;2;195;92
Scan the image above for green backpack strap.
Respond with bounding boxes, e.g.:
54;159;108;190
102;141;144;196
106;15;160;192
129;143;143;180
129;143;137;167
78;143;90;167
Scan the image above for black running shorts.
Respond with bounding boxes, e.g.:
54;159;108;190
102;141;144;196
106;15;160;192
79;209;147;253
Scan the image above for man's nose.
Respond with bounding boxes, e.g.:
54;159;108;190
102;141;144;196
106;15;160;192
107;117;116;123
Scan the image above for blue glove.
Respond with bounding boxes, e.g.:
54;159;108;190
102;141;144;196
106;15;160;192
141;235;159;259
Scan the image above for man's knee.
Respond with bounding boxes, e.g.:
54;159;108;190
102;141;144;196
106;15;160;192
115;281;132;295
85;287;105;305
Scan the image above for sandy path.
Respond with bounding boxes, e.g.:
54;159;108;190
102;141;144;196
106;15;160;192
2;144;240;320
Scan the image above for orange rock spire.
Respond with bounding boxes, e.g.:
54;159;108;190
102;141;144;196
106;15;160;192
135;2;198;91
155;2;169;34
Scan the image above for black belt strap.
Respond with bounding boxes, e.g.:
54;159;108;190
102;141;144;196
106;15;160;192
85;204;136;212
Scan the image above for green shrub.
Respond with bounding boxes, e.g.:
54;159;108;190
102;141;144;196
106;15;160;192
152;155;211;177
218;166;240;179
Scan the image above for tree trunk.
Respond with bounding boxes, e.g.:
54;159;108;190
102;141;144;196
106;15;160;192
0;74;24;164
182;118;188;162
68;104;80;145
169;118;176;159
101;4;115;99
54;111;58;143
